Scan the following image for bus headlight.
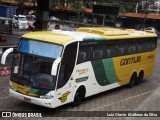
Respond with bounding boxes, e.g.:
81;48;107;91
40;95;54;99
9;85;17;91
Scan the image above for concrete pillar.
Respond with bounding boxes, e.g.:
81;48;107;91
35;0;49;30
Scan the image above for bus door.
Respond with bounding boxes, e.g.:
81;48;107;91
55;43;78;104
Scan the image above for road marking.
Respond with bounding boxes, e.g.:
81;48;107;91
62;90;154;120
88;90;154;111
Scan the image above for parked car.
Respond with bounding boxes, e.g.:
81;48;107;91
12;15;28;30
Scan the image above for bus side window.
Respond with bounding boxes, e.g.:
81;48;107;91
145;39;152;52
118;41;128;56
104;43;117;58
146;40;152;51
78;52;86;63
138;41;142;53
105;48;111;57
118;48;124;55
57;64;66;88
57;43;78;89
139;38;157;52
77;46;92;64
129;41;137;54
151;38;157;50
109;44;117;57
143;40;148;52
93;49;103;59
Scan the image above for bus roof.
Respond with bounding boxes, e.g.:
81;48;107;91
22;27;157;46
22;30;100;45
76;27;157;39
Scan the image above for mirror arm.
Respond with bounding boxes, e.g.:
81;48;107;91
51;58;61;76
1;48;14;65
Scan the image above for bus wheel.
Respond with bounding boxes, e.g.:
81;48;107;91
137;70;144;84
71;87;85;107
128;73;137;88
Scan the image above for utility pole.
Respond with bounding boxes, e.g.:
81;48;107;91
35;0;49;30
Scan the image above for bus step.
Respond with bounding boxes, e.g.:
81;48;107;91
0;66;11;76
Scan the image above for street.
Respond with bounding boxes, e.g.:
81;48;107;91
0;37;160;120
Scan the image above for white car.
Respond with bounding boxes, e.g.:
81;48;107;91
12;15;28;30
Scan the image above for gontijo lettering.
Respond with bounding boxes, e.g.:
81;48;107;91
120;56;141;66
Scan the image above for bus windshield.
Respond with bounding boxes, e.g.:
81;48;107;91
18;39;63;59
11;40;63;90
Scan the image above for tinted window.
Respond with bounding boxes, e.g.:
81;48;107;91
137;38;157;52
118;41;129;56
92;46;104;59
57;43;78;89
104;42;117;58
151;38;157;50
129;40;137;54
19;39;63;59
77;46;92;64
77;37;157;64
147;38;157;51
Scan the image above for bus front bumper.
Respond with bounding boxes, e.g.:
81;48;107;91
9;89;54;108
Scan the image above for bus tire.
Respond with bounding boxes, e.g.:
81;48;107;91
137;70;144;84
128;73;137;88
71;87;85;107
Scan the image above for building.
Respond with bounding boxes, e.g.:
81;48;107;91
0;0;35;18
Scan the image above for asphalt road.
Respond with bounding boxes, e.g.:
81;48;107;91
0;37;160;120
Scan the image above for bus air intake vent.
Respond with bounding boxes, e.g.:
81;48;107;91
77;28;129;36
103;30;129;36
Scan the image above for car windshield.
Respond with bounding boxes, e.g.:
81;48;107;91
18;17;27;21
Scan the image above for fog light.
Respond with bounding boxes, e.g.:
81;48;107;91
44;103;51;106
40;95;54;99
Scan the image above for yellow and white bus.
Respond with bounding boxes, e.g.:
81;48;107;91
1;27;157;108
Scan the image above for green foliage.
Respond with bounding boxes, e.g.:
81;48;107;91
71;1;85;21
30;0;37;6
95;0;138;13
96;2;115;6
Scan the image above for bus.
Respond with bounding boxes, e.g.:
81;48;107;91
1;27;157;108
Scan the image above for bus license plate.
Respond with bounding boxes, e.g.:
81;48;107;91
24;97;31;103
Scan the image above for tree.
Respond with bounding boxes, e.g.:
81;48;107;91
50;0;75;20
71;0;85;22
30;0;37;9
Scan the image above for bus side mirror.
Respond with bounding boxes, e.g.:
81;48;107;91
1;48;14;65
51;57;61;76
